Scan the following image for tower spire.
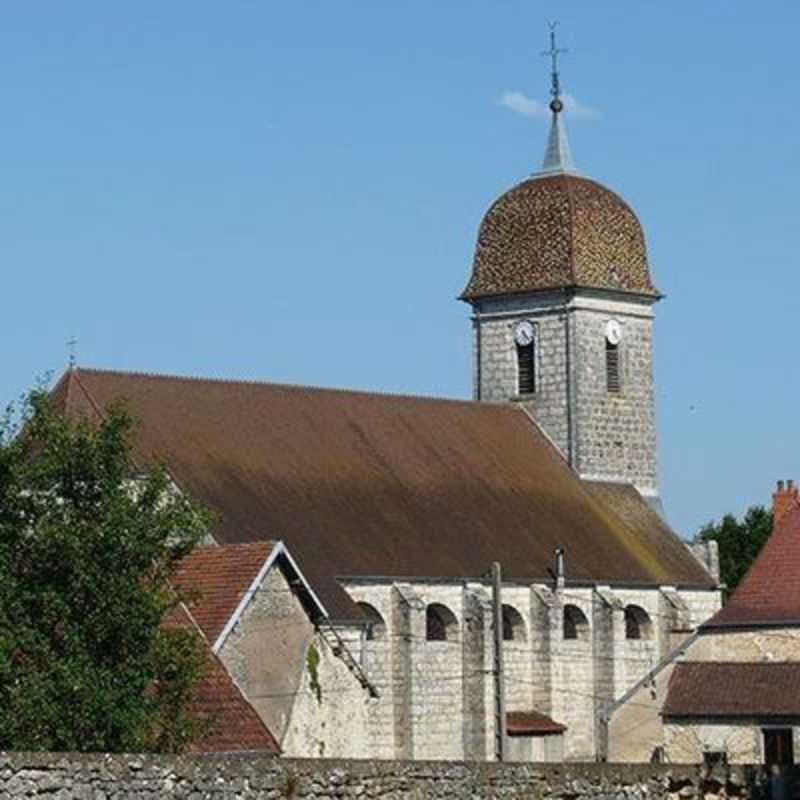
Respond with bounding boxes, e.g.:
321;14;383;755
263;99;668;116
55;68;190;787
539;22;576;175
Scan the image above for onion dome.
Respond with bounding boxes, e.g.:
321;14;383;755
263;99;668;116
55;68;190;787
461;37;659;302
461;172;658;301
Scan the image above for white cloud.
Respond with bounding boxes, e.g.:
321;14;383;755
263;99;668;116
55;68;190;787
561;93;600;120
498;90;600;121
498;91;548;119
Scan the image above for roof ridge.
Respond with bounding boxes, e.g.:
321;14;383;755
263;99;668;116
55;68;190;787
173;600;211;645
188;540;276;553
70;369;107;421
71;366;497;410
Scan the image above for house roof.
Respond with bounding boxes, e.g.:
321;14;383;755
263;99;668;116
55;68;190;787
663;662;800;719
703;505;800;628
52;367;714;620
162;605;280;753
172;541;277;645
506;710;566;736
461;174;658;301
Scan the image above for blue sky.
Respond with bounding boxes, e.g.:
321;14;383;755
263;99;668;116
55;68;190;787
1;1;798;536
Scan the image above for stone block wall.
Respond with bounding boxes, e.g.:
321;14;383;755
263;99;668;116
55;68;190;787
340;579;719;763
472;292;570;457
664;722;766;765
214;571;719;763
471;291;659;499
552;587;597;759
698;627;800;662
664;721;800;766
571;302;657;498
0;752;775;799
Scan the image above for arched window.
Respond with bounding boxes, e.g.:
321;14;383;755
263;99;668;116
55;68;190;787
624;605;653;640
517;342;535;395
563;604;589;641
426;603;458;642
357;602;386;642
501;604;526;642
606;339;621;393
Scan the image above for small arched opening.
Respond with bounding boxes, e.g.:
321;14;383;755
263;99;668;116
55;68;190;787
624;604;653;641
563;604;589;641
426;603;458;642
357;601;386;642
502;604;526;642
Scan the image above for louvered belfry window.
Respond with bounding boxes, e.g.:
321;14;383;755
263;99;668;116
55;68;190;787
606;340;621;393
517;342;535;395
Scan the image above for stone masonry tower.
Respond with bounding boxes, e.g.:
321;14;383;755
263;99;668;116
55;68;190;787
461;32;662;506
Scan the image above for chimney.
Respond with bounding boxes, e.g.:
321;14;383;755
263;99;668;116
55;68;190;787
772;479;799;522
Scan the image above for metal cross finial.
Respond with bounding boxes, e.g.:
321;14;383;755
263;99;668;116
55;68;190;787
67;336;78;370
541;21;568;112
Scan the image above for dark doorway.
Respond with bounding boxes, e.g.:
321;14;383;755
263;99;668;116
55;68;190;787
764;728;794;767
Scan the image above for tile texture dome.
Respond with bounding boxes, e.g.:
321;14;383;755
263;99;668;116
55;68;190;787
461;173;659;300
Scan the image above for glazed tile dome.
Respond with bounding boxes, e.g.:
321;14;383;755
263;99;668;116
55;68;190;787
461;172;659;301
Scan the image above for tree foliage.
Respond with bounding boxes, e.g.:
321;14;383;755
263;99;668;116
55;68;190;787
695;505;773;592
0;388;214;752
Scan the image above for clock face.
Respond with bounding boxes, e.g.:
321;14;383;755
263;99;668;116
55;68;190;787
514;321;535;346
605;319;622;346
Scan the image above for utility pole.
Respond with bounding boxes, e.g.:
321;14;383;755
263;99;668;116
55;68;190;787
491;561;507;762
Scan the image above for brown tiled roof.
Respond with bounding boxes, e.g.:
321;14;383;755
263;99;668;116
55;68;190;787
462;174;659;301
703;505;800;628
582;481;704;584
663;662;800;718
163;605;280;753
53;368;713;620
172;542;277;644
507;710;566;736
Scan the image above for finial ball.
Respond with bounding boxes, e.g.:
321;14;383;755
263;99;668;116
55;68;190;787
550;98;563;114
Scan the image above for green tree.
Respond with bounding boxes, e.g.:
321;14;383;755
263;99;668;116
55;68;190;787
695;505;773;592
0;388;214;752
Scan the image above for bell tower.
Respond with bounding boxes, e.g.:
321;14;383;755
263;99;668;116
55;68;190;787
461;27;662;507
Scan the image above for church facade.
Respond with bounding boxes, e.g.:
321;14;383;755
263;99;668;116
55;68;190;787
52;63;721;762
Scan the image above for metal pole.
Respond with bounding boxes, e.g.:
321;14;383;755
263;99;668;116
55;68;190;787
491;561;507;762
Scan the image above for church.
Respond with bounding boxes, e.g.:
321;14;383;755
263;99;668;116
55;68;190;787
52;51;721;762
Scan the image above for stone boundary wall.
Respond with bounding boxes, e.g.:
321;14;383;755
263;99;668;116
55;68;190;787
0;753;775;799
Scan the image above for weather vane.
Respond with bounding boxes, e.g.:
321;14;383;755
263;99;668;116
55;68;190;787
67;336;78;370
541;21;567;113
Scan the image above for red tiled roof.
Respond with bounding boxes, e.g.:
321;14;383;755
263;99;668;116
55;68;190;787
172;541;277;644
704;505;800;628
663;662;800;718
163;605;280;753
506;710;566;736
52;368;714;620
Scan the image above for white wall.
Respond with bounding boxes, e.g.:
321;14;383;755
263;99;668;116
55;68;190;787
340;579;720;762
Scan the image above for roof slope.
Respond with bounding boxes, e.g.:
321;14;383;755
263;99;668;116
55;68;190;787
172;541;277;643
663;661;800;718
704;505;800;628
53;368;713;619
507;710;566;736
582;481;703;585
163;605;280;753
462;174;658;301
